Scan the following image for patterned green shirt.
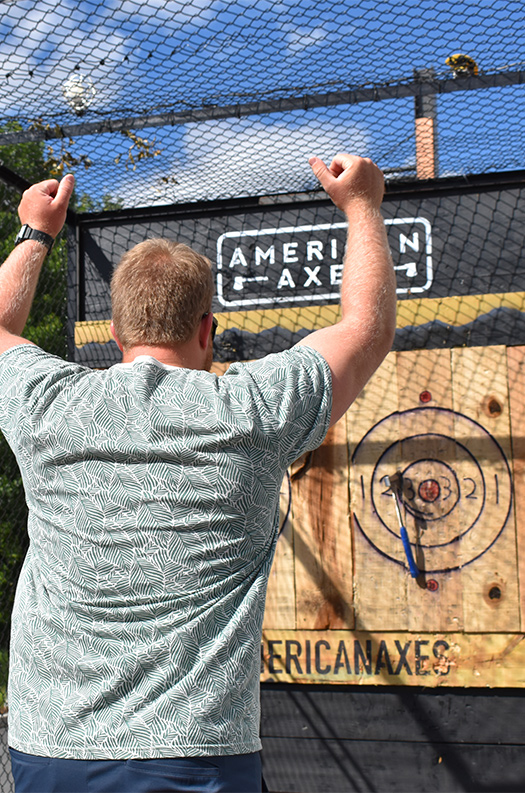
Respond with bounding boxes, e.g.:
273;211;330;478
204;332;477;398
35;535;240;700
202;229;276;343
0;343;331;759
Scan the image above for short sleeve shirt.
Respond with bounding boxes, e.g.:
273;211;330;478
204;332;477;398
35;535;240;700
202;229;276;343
0;343;331;759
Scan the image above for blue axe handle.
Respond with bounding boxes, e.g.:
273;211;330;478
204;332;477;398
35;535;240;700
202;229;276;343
386;474;420;579
399;525;420;578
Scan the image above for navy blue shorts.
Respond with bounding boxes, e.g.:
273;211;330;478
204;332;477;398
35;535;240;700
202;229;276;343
9;748;264;792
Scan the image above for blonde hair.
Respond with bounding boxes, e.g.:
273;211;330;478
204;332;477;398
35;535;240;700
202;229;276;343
111;238;214;350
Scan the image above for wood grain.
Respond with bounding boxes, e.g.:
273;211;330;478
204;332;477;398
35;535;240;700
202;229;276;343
263;473;296;630
348;354;407;631
292;420;353;630
261;629;525;687
506;345;525;632
451;346;519;633
396;350;464;632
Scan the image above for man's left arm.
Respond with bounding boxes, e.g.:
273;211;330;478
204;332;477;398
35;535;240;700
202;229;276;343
0;174;75;356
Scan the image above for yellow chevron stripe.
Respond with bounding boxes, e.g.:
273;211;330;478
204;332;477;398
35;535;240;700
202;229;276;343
75;291;525;347
397;291;525;328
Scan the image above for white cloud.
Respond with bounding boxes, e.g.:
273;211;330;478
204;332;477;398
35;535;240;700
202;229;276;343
286;26;329;54
0;0;220;119
112;114;371;207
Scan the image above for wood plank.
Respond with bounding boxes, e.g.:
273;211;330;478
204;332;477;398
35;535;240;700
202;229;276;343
396;348;454;410
396;349;464;632
263;473;296;630
292;419;353;631
507;345;525;632
451;346;519;632
348;353;406;631
261;629;525;687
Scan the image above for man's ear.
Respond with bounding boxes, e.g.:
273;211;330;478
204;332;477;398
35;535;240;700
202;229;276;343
110;320;123;352
198;313;213;350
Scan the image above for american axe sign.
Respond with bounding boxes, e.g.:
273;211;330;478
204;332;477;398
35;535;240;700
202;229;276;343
76;184;525;327
216;217;433;308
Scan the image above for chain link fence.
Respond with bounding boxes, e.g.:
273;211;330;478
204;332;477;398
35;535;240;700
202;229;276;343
1;0;525;788
1;1;525;206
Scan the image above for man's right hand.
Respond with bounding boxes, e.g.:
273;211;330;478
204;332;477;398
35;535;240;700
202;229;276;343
0;173;76;354
18;174;75;239
309;154;384;215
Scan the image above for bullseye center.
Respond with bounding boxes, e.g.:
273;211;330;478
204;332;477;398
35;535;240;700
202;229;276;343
418;478;440;502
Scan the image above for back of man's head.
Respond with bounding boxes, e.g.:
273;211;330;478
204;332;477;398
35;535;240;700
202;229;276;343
111;238;214;351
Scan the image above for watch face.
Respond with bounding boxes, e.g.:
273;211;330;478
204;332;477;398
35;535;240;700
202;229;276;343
15;225;29;244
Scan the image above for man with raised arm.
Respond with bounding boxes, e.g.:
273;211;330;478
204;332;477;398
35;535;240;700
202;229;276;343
0;154;395;793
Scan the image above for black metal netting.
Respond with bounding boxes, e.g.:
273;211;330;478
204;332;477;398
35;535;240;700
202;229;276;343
0;0;524;207
0;3;525;789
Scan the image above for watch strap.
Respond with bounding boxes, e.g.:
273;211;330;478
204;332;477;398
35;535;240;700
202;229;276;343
14;225;55;254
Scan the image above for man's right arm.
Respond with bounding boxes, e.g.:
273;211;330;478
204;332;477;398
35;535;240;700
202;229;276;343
0;174;75;356
298;154;397;427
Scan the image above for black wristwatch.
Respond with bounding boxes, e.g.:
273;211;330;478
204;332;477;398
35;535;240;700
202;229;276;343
14;224;55;255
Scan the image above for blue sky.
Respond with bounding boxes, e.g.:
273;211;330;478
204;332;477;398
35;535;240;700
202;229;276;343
0;0;524;206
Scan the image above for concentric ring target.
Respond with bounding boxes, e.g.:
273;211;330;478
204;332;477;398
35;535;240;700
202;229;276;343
351;407;512;573
373;436;485;546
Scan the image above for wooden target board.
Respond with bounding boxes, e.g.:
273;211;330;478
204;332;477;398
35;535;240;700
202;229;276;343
353;407;512;575
261;344;525;687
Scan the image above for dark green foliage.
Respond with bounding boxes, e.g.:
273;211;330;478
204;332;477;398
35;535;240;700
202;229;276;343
75;192;125;213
